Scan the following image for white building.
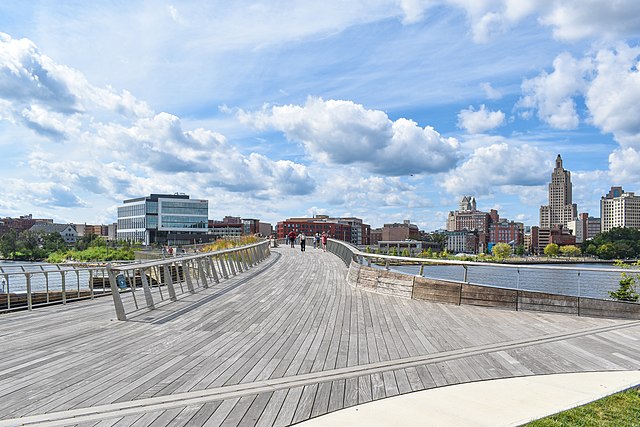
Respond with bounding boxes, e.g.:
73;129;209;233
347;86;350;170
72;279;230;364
29;223;77;244
600;187;640;232
117;194;208;245
567;214;600;244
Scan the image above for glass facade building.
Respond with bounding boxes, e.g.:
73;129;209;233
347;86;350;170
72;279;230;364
117;194;209;245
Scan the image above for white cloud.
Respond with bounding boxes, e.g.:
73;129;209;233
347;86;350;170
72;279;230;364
457;104;505;134
609;147;640;185
0;32;315;214
442;141;552;195
518;43;640;148
518;52;590;130
539;0;640;41
586;44;640;148
480;82;502;100
401;1;640;43
238;97;461;176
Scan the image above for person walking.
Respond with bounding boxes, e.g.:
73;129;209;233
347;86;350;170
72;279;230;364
300;232;306;251
321;232;328;252
314;233;320;249
288;230;296;248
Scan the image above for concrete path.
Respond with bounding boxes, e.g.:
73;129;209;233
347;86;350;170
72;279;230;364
299;371;640;426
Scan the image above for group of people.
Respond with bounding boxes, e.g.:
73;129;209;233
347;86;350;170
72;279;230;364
286;231;328;252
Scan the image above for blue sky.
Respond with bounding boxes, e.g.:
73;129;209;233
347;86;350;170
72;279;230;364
0;1;639;230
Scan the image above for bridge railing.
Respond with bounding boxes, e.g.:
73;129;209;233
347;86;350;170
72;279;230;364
0;263;117;313
107;240;271;321
326;238;640;319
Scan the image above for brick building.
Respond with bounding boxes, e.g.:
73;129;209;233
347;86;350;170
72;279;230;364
277;215;370;245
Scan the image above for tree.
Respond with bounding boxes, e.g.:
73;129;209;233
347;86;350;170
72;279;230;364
42;232;67;253
491;242;512;260
514;244;525;256
543;243;559;257
597;243;616;260
388;246;397;256
18;230;45;260
425;247;434;258
401;248;410;257
75;233;99;251
0;229;18;259
585;243;598;255
559;245;581;257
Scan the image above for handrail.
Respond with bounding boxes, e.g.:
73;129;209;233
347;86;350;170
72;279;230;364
0;263;113;313
107;240;271;320
327;238;635;273
326;238;639;302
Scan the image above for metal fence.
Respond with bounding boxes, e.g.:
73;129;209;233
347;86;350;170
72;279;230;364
0;263;115;313
107;240;271;320
326;239;639;301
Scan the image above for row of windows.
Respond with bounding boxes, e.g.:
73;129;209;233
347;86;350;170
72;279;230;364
160;216;207;229
118;203;145;218
117;231;146;243
118;217;145;230
118;201;208;217
161;206;208;215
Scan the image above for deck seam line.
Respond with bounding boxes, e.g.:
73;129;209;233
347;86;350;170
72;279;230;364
2;319;638;427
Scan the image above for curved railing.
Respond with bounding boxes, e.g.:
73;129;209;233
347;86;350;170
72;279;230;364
0;262;127;313
107;240;271;320
326;239;640;319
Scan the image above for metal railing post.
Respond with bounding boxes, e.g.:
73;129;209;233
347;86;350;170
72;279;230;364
89;270;94;299
208;256;219;284
182;260;195;292
139;268;155;309
26;273;32;311
219;255;229;279
197;259;207;289
163;264;178;301
61;269;66;305
108;268;127;321
228;255;237;276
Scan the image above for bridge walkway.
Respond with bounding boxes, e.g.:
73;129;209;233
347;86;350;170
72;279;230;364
0;247;639;426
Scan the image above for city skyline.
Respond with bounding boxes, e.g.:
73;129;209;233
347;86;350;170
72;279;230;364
1;2;639;229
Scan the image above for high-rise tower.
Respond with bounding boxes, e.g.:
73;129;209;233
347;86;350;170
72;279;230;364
540;154;577;227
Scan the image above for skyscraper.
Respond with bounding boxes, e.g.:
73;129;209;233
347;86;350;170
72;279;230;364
540;154;577;228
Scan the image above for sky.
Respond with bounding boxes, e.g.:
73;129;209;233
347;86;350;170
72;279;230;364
0;1;639;230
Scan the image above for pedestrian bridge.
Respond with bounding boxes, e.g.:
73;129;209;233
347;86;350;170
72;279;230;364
1;242;640;426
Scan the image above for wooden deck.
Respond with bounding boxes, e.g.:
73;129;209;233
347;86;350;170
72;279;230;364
1;247;639;426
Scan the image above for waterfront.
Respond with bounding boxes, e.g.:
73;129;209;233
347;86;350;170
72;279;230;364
0;260;108;294
387;262;633;300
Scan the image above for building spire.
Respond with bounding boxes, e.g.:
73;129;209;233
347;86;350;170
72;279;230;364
555;154;562;169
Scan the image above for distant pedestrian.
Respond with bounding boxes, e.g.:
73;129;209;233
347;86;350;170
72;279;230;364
314;233;320;249
1;278;5;293
288;230;296;248
300;233;306;251
321;232;328;252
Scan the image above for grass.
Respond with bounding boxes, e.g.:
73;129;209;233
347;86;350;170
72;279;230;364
525;388;640;426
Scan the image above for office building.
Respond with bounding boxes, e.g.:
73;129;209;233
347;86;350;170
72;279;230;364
540;154;577;228
117;193;208;245
567;213;601;243
600;187;640;232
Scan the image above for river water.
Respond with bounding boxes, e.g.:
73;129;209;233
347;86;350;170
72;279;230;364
0;260;109;294
380;262;635;300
